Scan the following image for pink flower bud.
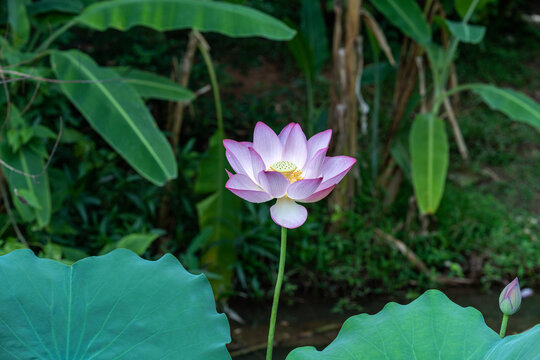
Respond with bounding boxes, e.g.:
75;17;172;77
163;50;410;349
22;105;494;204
499;277;522;315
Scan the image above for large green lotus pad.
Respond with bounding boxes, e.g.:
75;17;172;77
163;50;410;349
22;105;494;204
0;249;231;359
287;290;540;359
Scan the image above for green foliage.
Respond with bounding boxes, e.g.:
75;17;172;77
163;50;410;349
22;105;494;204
27;0;84;16
410;114;449;214
76;0;296;40
300;0;328;71
0;144;51;228
195;131;241;296
445;19;486;43
287;290;540;359
100;232;163;255
372;0;540;216
0;0;537;316
469;84;540;132
369;0;431;45
0;249;231;359
0;238;27;255
51;49;178;186
288;28;315;82
112;67;195;102
457;25;540;86
7;0;30;46
454;0;496;19
0;0;293;252
482;214;540;287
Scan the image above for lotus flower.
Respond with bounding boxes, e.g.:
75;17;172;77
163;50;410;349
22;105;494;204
499;277;522;316
223;122;356;229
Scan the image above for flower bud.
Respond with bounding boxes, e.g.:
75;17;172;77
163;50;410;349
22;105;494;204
499;277;522;316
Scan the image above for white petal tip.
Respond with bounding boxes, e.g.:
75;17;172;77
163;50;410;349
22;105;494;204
270;198;307;229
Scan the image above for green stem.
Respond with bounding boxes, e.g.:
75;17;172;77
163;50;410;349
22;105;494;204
499;314;509;338
433;83;477;111
463;0;481;23
440;0;481;91
266;227;287;360
36;19;77;53
430;0;480;116
197;40;224;135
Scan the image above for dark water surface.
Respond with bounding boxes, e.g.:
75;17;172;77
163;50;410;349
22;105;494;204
228;288;540;359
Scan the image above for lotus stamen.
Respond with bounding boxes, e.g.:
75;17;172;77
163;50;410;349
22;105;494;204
270;161;304;183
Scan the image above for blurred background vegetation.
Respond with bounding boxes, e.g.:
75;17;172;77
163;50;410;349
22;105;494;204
0;0;538;312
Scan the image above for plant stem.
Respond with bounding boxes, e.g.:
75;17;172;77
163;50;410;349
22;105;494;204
433;83;477;111
266;227;287;360
196;33;223;135
439;0;480;93
499;314;509;338
36;19;77;53
430;0;480;116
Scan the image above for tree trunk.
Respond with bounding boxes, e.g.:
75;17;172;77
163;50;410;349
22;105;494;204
328;0;362;211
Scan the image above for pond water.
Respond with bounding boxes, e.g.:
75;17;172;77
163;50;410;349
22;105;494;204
228;288;540;359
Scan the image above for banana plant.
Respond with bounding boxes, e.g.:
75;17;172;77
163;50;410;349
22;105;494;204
0;0;294;232
369;0;540;214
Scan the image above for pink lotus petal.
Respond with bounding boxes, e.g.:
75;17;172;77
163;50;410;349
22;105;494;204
307;129;332;162
320;156;356;183
258;171;290;198
298;185;336;203
319;168;355;192
224;139;253;177
253;122;282;168
226;173;261;191
319;169;355;192
270;197;308;229
225;151;245;176
287;178;323;200
302;147;327;178
225;169;233;178
240;141;253;147
227;189;273;203
249;148;266;184
281;124;308;169
278;123;296;146
226;174;272;203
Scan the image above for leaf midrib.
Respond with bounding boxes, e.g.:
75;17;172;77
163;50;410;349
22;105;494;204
59;52;170;177
65;266;73;359
78;0;292;37
386;0;428;43
126;78;193;98
479;86;540;122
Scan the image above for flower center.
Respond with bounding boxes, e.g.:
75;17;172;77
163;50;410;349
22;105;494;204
270;161;304;183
